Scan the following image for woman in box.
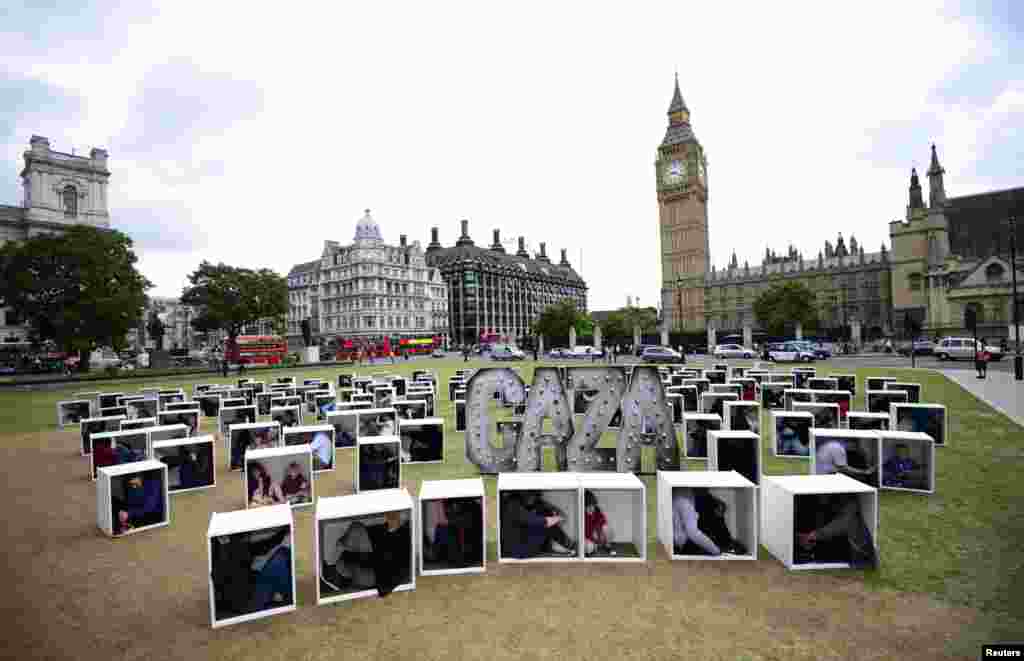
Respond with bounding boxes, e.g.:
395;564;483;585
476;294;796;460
795;494;876;567
211;526;292;617
248;461;285;507
112;474;165;535
322;511;411;597
672;488;747;556
280;461;311;505
501;491;577;558
423;497;484;567
583;491;615;557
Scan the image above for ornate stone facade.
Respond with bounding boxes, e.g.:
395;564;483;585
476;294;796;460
0;135;111;343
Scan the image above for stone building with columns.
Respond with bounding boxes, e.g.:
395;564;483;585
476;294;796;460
286;210;449;349
0;135;111;344
889;146;1023;340
424;220;587;347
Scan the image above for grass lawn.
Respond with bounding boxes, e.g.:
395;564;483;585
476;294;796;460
0;358;1021;660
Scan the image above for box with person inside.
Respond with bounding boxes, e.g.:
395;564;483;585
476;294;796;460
682;413;722;459
723;400;761;436
809;429;881;488
227;421;282;472
866;389;908;415
770;410;814;457
418;478;486;576
283;424;336;472
791;368;816;389
792;401;841;431
57;399;93;427
80;415;125;456
700;392;738;418
783;388;816;411
865;376;897;392
153;434;216;493
657;470;758;561
760;383;787;411
806;377;838;391
810;390;852;422
208;505;295;628
98;392;125;410
577;472;647;562
90;429;149;480
356;436;402;493
398;417;445;464
245;445;314;510
219;405;257;437
885;381;922;404
847;411;890;431
708;430;762;486
878;431;935;494
497;472;582;563
121;417;157;432
317;490;415;605
762;474;878;571
890;403;947;447
271;405;302;430
157;410;200;437
97;459;169;538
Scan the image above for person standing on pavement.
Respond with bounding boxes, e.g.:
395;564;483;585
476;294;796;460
976;338;990;379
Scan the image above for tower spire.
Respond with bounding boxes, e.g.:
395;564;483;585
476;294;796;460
927;143;946;207
908;168;924;210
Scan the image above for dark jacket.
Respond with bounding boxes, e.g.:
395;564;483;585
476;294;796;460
367;522;412;596
123;477;163;521
501;497;549;559
211;527;288;614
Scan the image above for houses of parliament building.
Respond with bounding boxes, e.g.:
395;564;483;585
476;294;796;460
657;77;1022;345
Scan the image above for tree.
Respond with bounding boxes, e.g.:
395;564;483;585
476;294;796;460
147;312;166;350
0;226;151;370
596;306;657;344
535;301;591;343
180;262;288;355
752;281;818;337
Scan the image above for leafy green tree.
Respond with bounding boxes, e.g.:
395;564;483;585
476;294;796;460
535;300;591;344
147;312;166;350
752;281;818;336
180;262;288;354
0;226;152;371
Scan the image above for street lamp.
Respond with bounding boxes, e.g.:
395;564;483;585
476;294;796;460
1007;215;1022;381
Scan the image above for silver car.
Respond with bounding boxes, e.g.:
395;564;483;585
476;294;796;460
935;337;1003;361
713;343;753;359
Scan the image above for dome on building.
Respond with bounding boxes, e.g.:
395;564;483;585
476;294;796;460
354;208;383;243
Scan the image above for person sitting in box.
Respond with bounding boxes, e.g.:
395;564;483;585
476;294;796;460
280;461;311;505
778;422;809;456
360;445;398;491
882;443;925;489
248;461;285;507
672;488;747;556
795;494;876;567
501;491;577;558
815;437;876;484
423;497;484;567
113;474;164;535
322;511;411;597
310;431;333;471
211;526;292;617
583;490;615;557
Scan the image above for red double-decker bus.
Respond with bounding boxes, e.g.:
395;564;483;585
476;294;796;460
332;335;440;361
225;335;288;366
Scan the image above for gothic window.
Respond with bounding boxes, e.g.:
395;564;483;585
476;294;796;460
62;185;77;218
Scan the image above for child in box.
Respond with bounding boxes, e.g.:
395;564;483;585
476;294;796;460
583;491;615;557
882;443;926;490
281;462;311;505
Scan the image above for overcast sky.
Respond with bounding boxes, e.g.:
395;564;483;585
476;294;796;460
1;1;1021;311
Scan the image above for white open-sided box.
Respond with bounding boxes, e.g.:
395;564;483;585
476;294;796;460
847;411;890;431
57;399;93;428
226;421;282;472
208;504;295;627
90;429;150;480
682;413;721;459
577;472;646;562
497;472;581;563
878;431;935;494
326;410;359;449
97;459;169;538
708;430;762;486
760;383;787;411
218;405;257;437
793;401;841;430
153;434;216;494
316;489;415;605
885;382;922;404
809;428;881;487
245;445;314;510
890;403;947;447
783;389;816;410
356;436;402;493
80;415;125;456
723;400;761;436
761;474;877;570
866;389;908;414
657;470;757;561
419;478;486;576
398;417;445;464
283;424;336;472
769;411;813;458
809;390;853;423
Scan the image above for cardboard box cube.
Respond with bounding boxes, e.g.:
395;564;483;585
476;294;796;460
97;459;169;538
708;430;762;486
878;431;935;494
657;470;758;561
761;474;877;570
208;505;295;627
356;436;402;493
245;445;314;510
153;434;216;493
578;472;647;562
418;478;486;575
497;472;581;563
316;489;415;604
682;413;722;459
398;417;445;464
770;411;814;458
890;403;947;447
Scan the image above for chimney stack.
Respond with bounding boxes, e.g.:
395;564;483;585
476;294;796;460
456;219;474;247
516;236;529;258
490;229;505;253
559;248;570;267
536;242;550;263
400;234;407;248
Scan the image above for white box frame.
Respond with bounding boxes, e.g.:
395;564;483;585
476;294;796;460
227;421;283;472
497;472;582;564
657;470;758;561
97;459;170;538
57;399;94;428
792;401;841;430
682;413;722;459
769;411;814;458
356;436;402;493
878;431;935;494
846;411;890;431
283;424;336;473
577;472;646;563
418;479;486;576
809;428;882;486
89;428;151;480
890;403;948;447
398;417;445;464
245;445;314;510
153;434;217;494
866;389;908;415
708;430;762;486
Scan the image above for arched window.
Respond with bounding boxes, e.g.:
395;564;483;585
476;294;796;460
985;263;1004;282
62;185;77;217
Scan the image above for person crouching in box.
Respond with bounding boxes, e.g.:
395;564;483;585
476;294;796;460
113;474;164;536
501;491;577;558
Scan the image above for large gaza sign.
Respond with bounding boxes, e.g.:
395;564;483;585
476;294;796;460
464;366;681;474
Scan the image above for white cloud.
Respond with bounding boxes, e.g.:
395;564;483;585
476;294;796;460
0;0;1020;310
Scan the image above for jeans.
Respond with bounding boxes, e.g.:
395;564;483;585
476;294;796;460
250;547;292;610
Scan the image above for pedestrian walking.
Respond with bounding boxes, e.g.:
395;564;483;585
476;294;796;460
976;338;990;379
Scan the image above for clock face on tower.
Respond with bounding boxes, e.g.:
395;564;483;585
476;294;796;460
664;158;686;185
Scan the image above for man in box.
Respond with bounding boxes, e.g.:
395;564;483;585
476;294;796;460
322;512;411;597
423;498;484;567
672;488;747;556
501;491;577;558
882;443;926;490
795;494;877;568
113;474;164;535
211;526;292;617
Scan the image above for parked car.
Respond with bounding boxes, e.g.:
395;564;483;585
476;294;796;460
713;343;754;359
635;344;659;357
640;346;685;364
794;340;832;359
491;344;526;361
566;345;604;359
548;348;569;358
935;337;1004;361
90;349;123;370
767;342;817;363
897;340;936;356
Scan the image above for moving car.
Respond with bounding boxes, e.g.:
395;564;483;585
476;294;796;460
897;340;936;357
640;346;685;364
490;344;526;361
767;342;817;363
713;343;754;359
935;337;1004;361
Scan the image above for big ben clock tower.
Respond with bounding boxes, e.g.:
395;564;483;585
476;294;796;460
657;74;708;333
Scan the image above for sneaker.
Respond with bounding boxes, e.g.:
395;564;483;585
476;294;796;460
550;541;576;555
